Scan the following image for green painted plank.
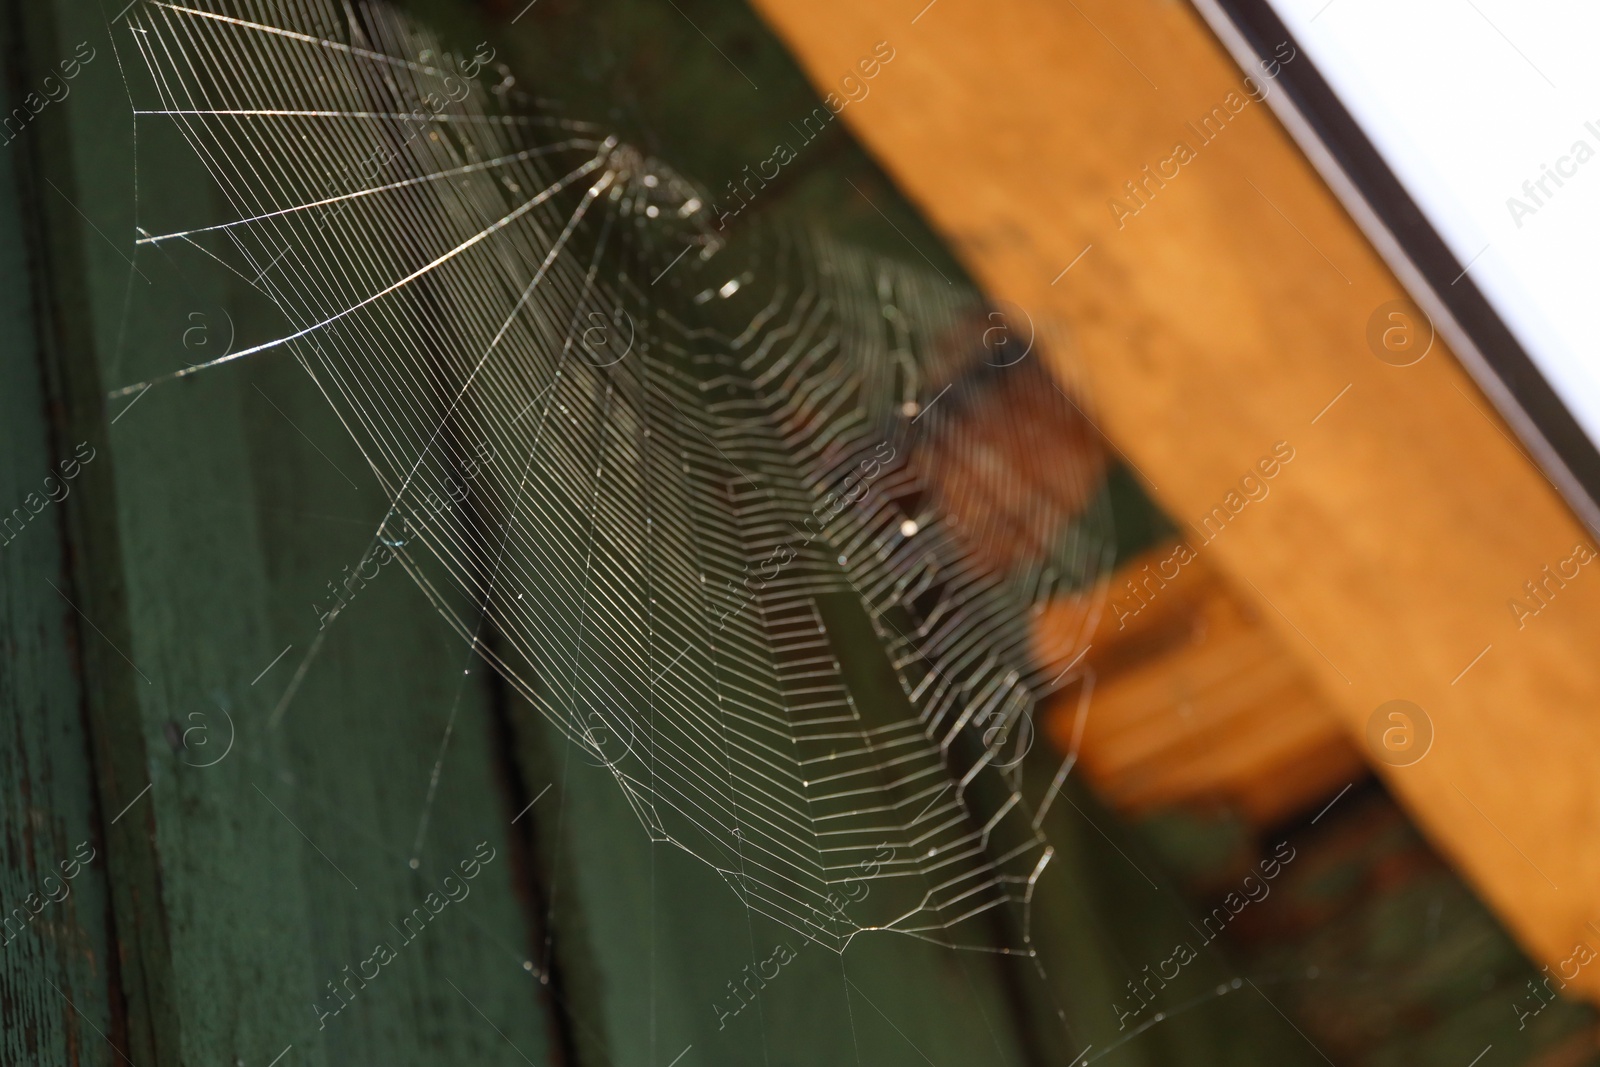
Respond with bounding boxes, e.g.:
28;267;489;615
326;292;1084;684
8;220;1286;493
12;1;566;1063
0;11;119;1065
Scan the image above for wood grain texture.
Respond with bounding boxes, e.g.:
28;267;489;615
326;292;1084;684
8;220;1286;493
746;0;1600;997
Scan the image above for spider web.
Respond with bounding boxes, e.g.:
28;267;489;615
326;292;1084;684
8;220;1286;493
115;0;1112;952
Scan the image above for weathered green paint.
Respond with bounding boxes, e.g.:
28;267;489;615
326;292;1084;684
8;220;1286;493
0;12;119;1065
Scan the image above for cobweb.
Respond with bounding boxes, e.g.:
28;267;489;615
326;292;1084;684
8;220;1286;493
115;0;1112;953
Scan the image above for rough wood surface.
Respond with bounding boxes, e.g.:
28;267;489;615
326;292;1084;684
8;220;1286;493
0;13;119;1063
747;0;1600;998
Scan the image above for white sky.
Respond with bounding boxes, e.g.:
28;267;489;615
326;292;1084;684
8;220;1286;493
1267;0;1600;446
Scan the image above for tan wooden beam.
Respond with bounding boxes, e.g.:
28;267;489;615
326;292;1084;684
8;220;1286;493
748;0;1600;995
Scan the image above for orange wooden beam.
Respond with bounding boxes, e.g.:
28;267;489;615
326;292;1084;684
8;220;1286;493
1036;542;1365;827
749;0;1600;995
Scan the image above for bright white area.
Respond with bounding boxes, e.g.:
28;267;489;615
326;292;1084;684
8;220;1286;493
1270;0;1600;445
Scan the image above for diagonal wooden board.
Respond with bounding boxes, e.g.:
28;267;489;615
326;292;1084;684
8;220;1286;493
747;0;1600;998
